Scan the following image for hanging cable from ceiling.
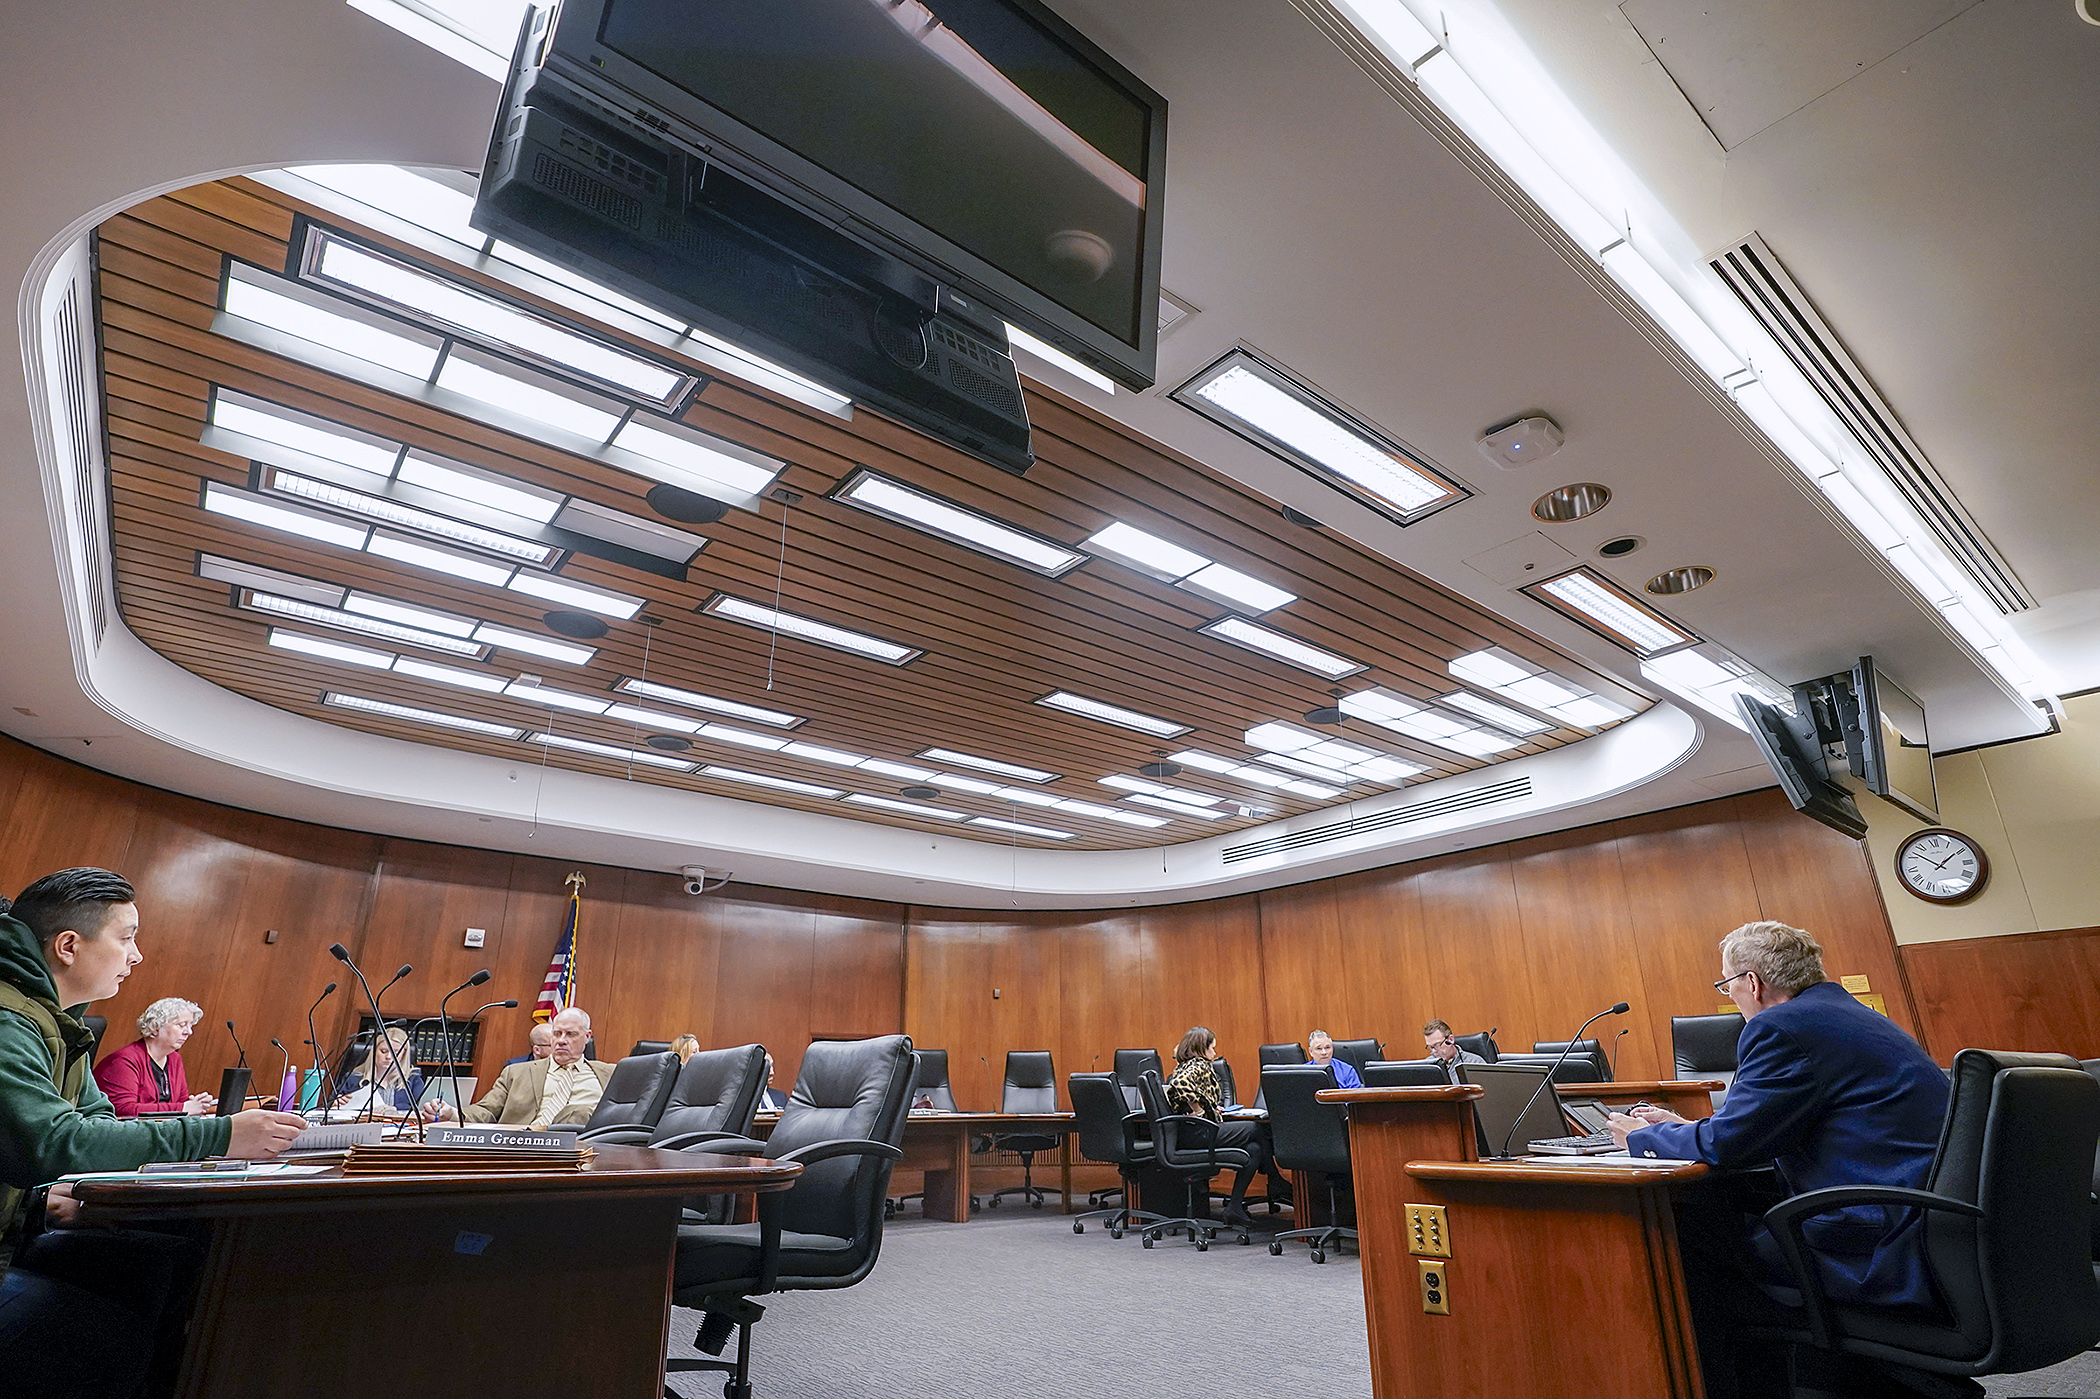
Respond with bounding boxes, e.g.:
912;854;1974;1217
765;488;801;692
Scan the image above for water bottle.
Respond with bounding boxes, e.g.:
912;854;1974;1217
299;1068;324;1113
280;1066;300;1115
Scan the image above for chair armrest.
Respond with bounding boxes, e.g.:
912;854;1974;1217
577;1124;653;1144
1760;1186;1984;1349
746;1139;906;1293
770;1138;904;1168
659;1132;768;1155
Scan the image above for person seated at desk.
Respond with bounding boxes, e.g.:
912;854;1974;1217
1607;921;1950;1399
332;1024;430;1120
92;996;215;1117
0;869;304;1399
758;1052;787;1110
432;1007;611;1129
1305;1029;1362;1089
670;1033;700;1063
504;1021;552;1067
1422;1019;1486;1083
1164;1026;1270;1229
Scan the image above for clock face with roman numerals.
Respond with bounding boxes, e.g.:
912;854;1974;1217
1895;828;1989;904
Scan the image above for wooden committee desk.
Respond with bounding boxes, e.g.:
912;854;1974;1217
1319;1082;1725;1399
72;1143;801;1399
748;1110;1076;1222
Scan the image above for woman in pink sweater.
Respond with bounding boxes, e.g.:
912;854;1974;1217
93;996;215;1116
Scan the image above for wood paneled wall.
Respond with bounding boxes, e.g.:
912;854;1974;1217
5;732;2090;1108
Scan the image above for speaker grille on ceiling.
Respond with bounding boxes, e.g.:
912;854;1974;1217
1710;234;2032;614
52;281;108;647
1221;777;1532;865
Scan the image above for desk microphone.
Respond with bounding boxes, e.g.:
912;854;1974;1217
225;1020;249;1073
269;1038;292;1108
305;982;338;1104
1497;1003;1628;1160
1610;1028;1629;1082
330;944;406;1123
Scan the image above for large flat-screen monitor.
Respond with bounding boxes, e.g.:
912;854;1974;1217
1459;1063;1571;1159
1851;656;1937;822
530;0;1167;391
1735;693;1870;840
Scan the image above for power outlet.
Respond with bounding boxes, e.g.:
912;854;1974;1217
1405;1203;1451;1257
1418;1259;1451;1314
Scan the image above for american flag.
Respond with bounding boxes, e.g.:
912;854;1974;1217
533;885;580;1022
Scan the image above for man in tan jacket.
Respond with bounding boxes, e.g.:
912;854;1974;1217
435;1007;612;1128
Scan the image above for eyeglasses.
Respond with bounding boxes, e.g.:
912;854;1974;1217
1713;970;1752;993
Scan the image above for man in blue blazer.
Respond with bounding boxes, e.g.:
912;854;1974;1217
1610;921;1949;1399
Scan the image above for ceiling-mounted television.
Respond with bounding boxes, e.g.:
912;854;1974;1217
1848;656;1937;823
1734;692;1869;840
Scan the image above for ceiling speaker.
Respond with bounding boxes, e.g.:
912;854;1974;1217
646;482;729;525
542;610;609;639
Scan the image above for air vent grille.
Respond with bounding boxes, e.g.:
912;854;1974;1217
531;153;643;230
944;356;1019;414
53;283;107;646
1710;235;2031;614
1221;777;1532;864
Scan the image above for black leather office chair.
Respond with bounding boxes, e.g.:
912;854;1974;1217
1747;1049;2100;1397
1263;1066;1358;1263
1495;1052;1603;1085
905;1048;960;1111
2084;1059;2100;1263
1068;1072;1167;1239
1362;1061;1451;1088
1329;1038;1382;1079
1531;1038;1612;1081
576;1051;680;1138
1254;1044;1306;1110
1114;1048;1162;1112
1672;1013;1743;1107
1135;1070;1254;1250
82;1015;107;1065
583;1044;767;1223
1454;1030;1499;1062
666;1034;914;1399
630;1039;673;1057
987;1051;1060;1209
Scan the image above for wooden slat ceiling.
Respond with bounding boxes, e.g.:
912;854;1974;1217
95;175;1644;851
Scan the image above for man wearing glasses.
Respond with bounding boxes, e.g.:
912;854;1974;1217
1607;921;1948;1399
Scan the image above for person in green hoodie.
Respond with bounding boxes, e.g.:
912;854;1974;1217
0;867;306;1397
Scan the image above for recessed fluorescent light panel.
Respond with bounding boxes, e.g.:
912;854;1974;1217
697;724;789;752
242;590;484;657
392;656;507;693
614;678;804;729
1448;648;1637;730
396;452;564;524
702;594;922;665
967;815;1076;840
206;389;400;479
203;480;371;551
435;348;624;443
1640;645;1788;734
1524;566;1699;657
833;470;1085;577
1173;347;1468;526
342;590;477;638
1003;322;1117;395
1080;522;1297;616
916;748;1059;783
1200;617;1365;678
859;759;938;782
846;794;968;820
223;262;445;381
324;691;524;739
605;703;702;734
502;679;611;714
197;553;345;607
1438;690;1554;736
473;623;595;665
1050;799;1169;829
1033;691;1191;738
608;417;782;505
528;732;695;770
365;530;518;587
268;630;391;668
284;165;484;246
1126;793;1227;820
1337;687;1526;758
506;570;644;620
263;470;558;564
698;767;843;799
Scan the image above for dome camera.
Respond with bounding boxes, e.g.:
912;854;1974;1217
680;865;731;896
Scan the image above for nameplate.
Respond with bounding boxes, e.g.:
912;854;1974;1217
423;1126;579;1151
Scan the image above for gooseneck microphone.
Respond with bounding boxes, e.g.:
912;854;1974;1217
438;969;491;1105
1497;1002;1630;1160
329;944;402;1125
225;1020;249;1072
1610;1028;1629;1082
306;982;338;1106
269;1038;294;1112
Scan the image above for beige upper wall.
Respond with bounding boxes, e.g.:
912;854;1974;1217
1861;691;2100;944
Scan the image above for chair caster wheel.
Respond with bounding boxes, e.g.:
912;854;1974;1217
1110;1229;1123;1239
1142;1235;1155;1249
1072;1222;1084;1233
989;1197;999;1208
1031;1198;1042;1209
724;1381;751;1399
1269;1241;1283;1255
1238;1232;1251;1245
1197;1239;1209;1251
1310;1248;1325;1264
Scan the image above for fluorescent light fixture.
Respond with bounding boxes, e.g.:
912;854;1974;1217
528;731;694;770
1126;793;1226;820
1351;756;1425;785
1174;348;1465;525
994;786;1064;808
197;553;345;607
365;530;517;587
846;794;968;820
552;499;706;565
502;679;611;715
1167;750;1240;775
1340;686;1524;757
1280;779;1343;799
928;773;1003;796
324;691;523;739
309;234;685;401
697;723;789;752
1226;764;1297;789
1447;648;1635;731
1201;617;1365;678
284;164;483;246
1080;521;1209;581
1003;321;1116;394
781;741;868;766
604;703;701;733
223;263;444;379
1256;752;1362;783
506;570;644;620
391;656;506;694
207;391;399;478
833;470;1085;577
1448;650;1534;689
1303;738;1379;767
489;240;687;332
1033;691;1191;738
473;623;595;665
680;326;854;417
609;417;782;501
396;452;565;524
435;351;624;442
1099;774;1158;794
1245;722;1321;753
1177;563;1295;615
614;678;804;728
1099;775;1223;804
268;630;392;668
860;759;938;782
1640;645;1786;734
1555;695;1635;727
266;471;556;563
1527;567;1698;657
703;594;921;665
342;591;477;638
967;815;1076;840
1052;799;1169;828
916;748;1058;783
1439;691;1553;736
204;481;370;550
698;766;843;799
246;591;483;656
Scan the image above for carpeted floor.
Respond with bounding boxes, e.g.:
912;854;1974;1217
663;1206;2100;1399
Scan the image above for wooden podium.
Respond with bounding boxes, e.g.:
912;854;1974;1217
1320;1084;1720;1399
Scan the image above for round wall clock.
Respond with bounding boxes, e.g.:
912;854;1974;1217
1894;828;1989;905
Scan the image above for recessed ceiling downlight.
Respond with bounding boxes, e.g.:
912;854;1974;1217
1531;482;1612;523
1646;566;1715;596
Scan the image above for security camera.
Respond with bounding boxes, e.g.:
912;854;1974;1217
680;865;731;896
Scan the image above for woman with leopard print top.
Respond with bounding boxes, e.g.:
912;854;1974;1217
1164;1026;1270;1227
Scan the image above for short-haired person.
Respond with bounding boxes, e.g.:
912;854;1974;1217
504;1022;553;1066
1422;1020;1486;1083
759;1052;787;1109
1162;1026;1271;1228
1305;1030;1362;1089
1608;922;1951;1399
0;869;305;1397
332;1025;429;1120
433;1007;611;1129
93;997;216;1117
669;1034;700;1063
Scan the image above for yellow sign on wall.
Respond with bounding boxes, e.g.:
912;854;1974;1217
1840;974;1872;993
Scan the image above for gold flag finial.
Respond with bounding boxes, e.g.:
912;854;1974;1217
564;871;586;891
